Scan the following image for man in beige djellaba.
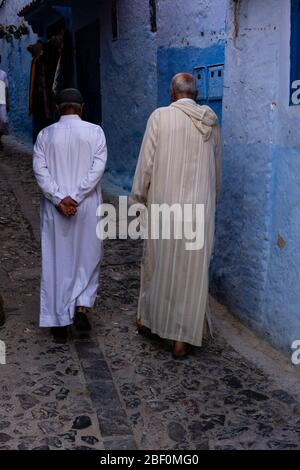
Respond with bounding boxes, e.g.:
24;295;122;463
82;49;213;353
131;73;221;359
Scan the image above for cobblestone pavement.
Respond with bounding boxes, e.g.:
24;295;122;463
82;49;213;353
0;138;300;450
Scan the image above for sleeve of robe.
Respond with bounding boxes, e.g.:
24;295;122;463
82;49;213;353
33;130;66;207
214;124;222;202
70;126;107;204
131;109;159;206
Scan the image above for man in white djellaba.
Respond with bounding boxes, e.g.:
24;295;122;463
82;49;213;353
33;88;107;343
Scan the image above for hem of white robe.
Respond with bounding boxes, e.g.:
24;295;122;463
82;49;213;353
39;303;74;327
39;319;73;328
39;298;96;328
39;266;100;327
137;317;206;348
75;297;95;308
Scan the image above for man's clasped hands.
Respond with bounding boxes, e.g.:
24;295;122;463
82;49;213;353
57;196;78;217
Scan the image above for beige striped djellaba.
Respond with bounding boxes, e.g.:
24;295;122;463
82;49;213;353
131;100;222;347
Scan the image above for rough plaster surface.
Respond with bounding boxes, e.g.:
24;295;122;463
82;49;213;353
0;0;36;144
97;0;158;189
212;0;300;353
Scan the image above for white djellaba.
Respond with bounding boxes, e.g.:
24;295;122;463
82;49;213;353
33;114;107;327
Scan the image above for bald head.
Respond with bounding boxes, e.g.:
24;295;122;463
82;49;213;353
171;73;198;102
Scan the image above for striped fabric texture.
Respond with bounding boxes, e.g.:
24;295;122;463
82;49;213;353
132;101;221;347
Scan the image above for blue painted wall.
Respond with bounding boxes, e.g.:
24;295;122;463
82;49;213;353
94;0;158;192
5;40;33;145
0;2;73;146
0;0;36;145
157;44;225;122
264;144;300;349
211;0;300;354
290;0;300;105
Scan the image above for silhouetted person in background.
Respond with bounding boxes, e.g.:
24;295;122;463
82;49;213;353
0;55;9;150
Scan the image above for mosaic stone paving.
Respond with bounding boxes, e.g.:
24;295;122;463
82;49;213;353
0;138;300;450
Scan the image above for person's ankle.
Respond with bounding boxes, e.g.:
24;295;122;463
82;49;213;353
172;341;190;359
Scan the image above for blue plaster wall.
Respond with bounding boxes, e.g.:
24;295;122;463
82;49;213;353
5;40;33;144
263;145;300;349
211;142;274;332
0;2;73;147
96;0;158;192
157;44;225;122
211;0;300;354
0;0;36;145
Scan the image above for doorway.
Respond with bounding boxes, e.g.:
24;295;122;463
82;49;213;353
75;20;102;124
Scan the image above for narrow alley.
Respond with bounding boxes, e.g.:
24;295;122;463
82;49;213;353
0;138;300;451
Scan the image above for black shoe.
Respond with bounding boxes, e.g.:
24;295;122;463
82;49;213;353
51;326;68;344
74;312;91;332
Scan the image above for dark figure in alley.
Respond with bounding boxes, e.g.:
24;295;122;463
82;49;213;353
33;88;107;343
0;55;9;150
